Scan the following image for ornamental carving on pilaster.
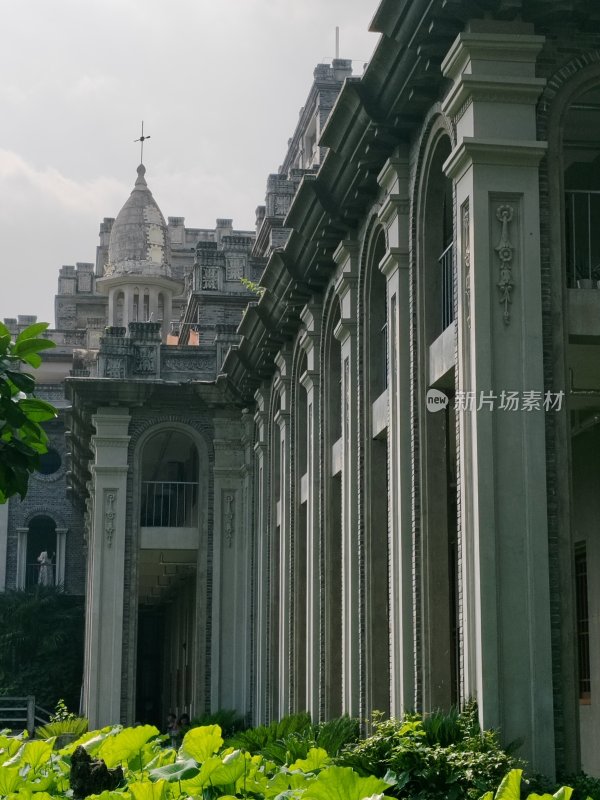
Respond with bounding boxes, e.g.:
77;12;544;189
495;204;515;325
462;201;471;329
104;490;117;547
223;492;235;548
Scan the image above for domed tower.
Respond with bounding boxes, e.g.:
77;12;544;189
96;164;182;341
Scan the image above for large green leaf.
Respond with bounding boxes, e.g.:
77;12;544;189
289;747;330;773
265;769;311;798
18;398;57;423
12;338;55;359
180;725;223;763
494;770;523;800
129;779;167;800
4;740;54;771
5;370;35;393
15;323;51;343
203;749;246;787
552;788;574;800
149;758;199;783
0;766;22;794
97;725;160;768
301;766;392;800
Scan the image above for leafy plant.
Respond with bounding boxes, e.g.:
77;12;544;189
0;586;84;711
0;321;57;503
336;703;519;800
481;768;588;800
35;717;88;741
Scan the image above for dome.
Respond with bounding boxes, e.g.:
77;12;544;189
105;164;171;278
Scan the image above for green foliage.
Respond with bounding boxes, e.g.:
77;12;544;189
225;712;359;767
240;277;266;297
190;709;247;738
0;720;590;800
35;718;89;741
0;321;57;503
336;703;519;800
480;769;586;800
0;586;84;712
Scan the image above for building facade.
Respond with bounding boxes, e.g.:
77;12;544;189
2;0;600;780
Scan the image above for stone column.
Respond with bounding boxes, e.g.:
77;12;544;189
16;527;27;589
82;407;130;728
299;304;322;721
273;349;292;715
211;414;249;713
333;240;360;717
55;527;67;586
253;391;269;723
377;150;415;716
442;25;554;774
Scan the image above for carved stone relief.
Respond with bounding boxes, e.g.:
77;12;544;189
494;204;515;325
223;492;235;548
104;490;117;547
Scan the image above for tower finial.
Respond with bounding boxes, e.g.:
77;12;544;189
134;121;151;165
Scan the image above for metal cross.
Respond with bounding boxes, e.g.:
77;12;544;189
134;121;151;164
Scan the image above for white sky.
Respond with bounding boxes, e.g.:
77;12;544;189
0;0;380;326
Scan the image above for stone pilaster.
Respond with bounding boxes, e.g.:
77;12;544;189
273;349;292;715
252;390;269;724
299;303;322;721
442;25;554;774
377;150;415;716
333;240;360;717
82;407;131;728
211;413;248;713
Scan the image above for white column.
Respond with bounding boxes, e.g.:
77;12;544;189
16;527;27;589
442;28;554;774
299;304;322;721
211;415;248;714
377;150;415;716
333;240;360;717
55;527;67;586
274;349;292;715
253;391;269;723
82;407;130;729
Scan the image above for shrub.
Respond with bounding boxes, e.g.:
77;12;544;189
336;703;520;800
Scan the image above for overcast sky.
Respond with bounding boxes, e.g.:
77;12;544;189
0;0;380;326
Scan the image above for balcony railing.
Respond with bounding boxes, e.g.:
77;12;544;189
566;190;600;288
141;481;198;527
439;243;455;330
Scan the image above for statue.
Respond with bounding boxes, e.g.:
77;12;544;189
37;551;54;586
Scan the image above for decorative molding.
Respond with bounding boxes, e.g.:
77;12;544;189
104;490;117;547
223;492;235;548
462;200;471;329
162;356;214;372
494;204;515;325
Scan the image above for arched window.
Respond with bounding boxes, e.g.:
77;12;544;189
417;124;459;711
26;516;57;588
140;430;199;527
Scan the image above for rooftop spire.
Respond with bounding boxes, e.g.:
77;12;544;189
134;120;151;165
